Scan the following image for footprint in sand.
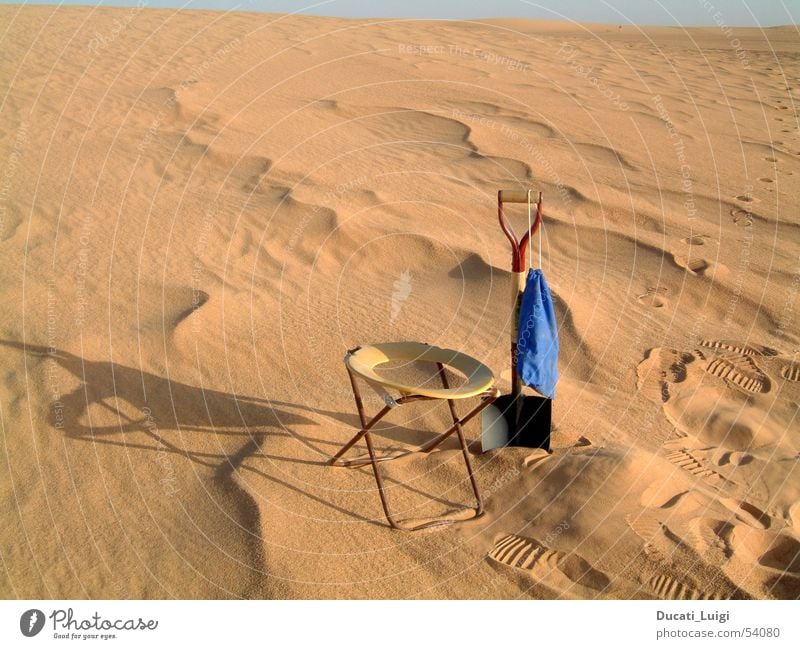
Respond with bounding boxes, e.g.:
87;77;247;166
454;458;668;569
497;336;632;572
705;353;770;394
636;348;693;403
689;517;731;564
488;533;610;596
640;483;699;510
628;510;734;598
719;497;771;530
626;513;674;563
662;435;711;454
661;349;693;381
673;254;711;276
711;448;730;465
711;448;754;467
731;207;753;227
728;451;752;466
666;449;727;485
672;231;721;276
781;363;800;382
637;286;668;308
646;573;717;600
681;235;708;246
696;340;776;394
639;341;792;458
729;526;800;575
698;339;777;357
628;512;734;598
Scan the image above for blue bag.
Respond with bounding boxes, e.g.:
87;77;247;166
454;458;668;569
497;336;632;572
516;268;559;399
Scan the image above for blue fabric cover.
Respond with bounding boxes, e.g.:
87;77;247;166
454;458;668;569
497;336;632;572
516;268;559;399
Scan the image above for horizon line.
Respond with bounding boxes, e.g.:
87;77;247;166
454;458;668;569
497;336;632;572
1;1;798;29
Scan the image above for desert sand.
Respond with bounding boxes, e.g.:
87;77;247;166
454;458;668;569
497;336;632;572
0;5;798;599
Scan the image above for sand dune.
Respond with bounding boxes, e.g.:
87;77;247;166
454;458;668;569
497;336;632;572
0;5;798;599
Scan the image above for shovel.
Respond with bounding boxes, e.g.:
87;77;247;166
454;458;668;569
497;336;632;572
481;189;552;452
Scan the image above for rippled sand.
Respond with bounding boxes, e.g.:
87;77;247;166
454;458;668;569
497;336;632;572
1;5;798;598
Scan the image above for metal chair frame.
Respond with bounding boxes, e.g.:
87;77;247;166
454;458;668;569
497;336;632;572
331;348;499;531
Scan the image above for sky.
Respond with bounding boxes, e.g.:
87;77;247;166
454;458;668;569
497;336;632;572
2;0;798;26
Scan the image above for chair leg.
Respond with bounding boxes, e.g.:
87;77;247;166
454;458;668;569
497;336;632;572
362;429;402;529
330;366;389;466
329;404;391;466
383;395;495;530
331;369;402;527
414;396;496;453
437;363;484;516
347;364;369;428
332;363;495;530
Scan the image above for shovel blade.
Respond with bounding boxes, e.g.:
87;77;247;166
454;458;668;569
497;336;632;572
481;402;510;452
481;394;551;452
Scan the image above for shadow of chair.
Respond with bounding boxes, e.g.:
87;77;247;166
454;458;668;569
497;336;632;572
1;339;467;524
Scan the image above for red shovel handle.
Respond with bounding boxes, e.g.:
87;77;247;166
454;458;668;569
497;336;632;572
498;190;542;273
498;190;543;401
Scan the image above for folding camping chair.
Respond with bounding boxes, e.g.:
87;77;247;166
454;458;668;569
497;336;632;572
330;342;500;531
